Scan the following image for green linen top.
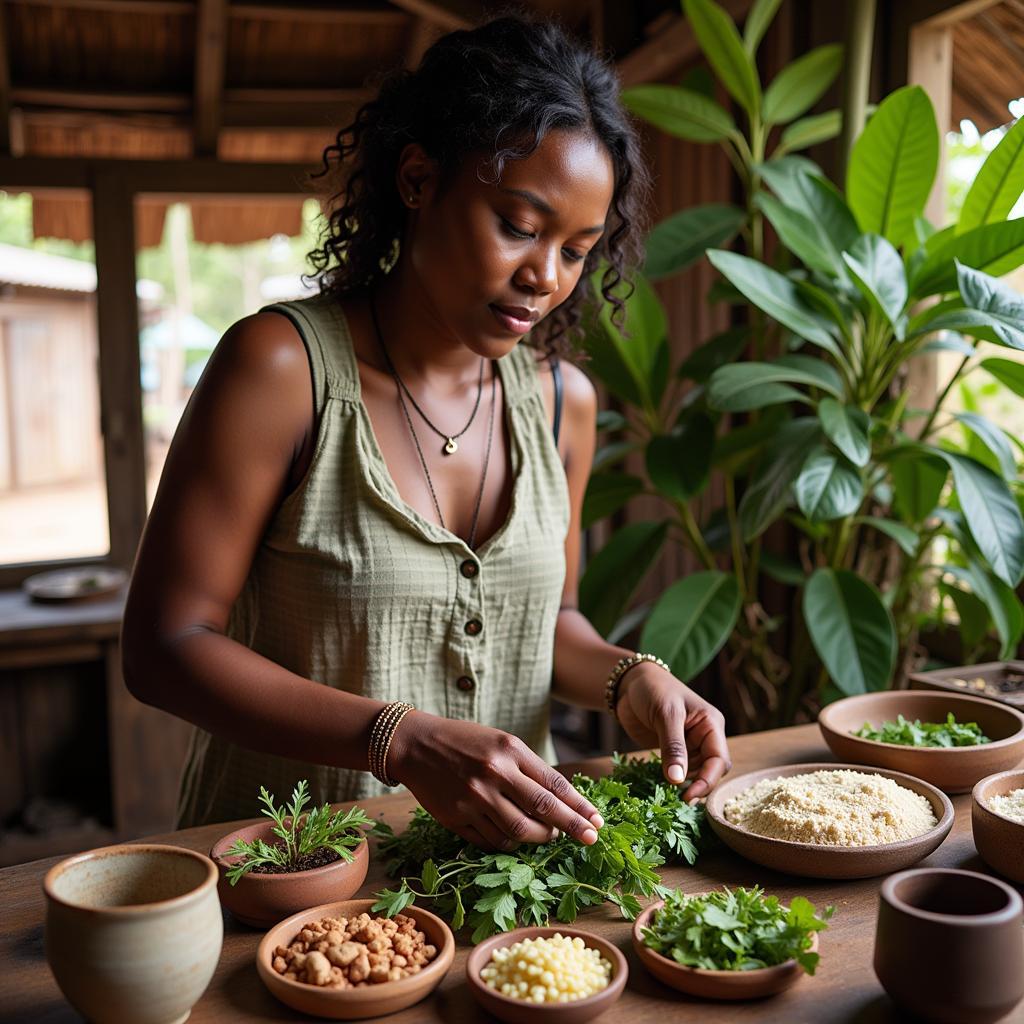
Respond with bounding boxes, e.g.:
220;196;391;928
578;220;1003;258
176;293;571;827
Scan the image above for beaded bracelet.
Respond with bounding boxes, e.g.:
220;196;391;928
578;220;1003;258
368;701;416;787
604;653;671;715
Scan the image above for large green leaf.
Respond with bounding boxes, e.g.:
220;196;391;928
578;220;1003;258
677;326;748;382
777;109;841;154
706;249;838;349
945;563;1024;660
959;115;1024;233
708;357;841;412
640;572;742;681
794;448;864;522
940;450;1024;587
621;84;736;142
853;516;919;555
758;163;860;255
711;404;790;471
743;0;783;53
842;234;907;330
738;418;821;540
955;262;1024;350
683;0;761;118
982;357;1024;396
803;569;896;695
846;85;938;247
579;521;669;637
645;415;714;501
910;217;1024;297
939;581;991;653
755;192;839;276
644;204;746;280
763;44;843;125
818;398;870;466
582;472;644;529
889;451;947;522
954;412;1018;481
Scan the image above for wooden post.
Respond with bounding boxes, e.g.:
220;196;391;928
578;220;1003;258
838;0;878;176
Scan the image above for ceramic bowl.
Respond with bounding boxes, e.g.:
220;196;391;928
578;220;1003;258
465;926;628;1024
43;843;222;1024
256;898;454;1020
972;768;1024;883
874;868;1024;1023
704;762;954;879
818;690;1024;793
210;819;369;927
632;899;816;999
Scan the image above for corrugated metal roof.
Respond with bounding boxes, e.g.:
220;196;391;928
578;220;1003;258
0;242;161;297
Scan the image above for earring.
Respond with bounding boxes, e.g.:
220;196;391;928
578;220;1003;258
408;192;417;205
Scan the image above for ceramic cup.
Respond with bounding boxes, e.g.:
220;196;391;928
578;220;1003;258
874;867;1024;1024
43;843;223;1024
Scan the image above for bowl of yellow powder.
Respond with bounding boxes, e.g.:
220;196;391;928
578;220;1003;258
466;926;627;1023
705;763;954;879
972;769;1024;883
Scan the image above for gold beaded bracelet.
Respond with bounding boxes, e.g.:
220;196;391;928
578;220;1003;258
604;653;671;715
368;701;416;787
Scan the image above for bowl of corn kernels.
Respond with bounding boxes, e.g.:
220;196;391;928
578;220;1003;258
465;926;627;1023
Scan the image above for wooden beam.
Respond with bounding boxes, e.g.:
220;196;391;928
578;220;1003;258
194;0;228;157
9;0;192;12
0;4;9;157
385;0;481;32
617;0;751;86
221;89;368;128
231;1;407;24
912;0;1002;28
11;89;190;112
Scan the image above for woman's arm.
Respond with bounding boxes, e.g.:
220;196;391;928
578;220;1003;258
547;361;732;800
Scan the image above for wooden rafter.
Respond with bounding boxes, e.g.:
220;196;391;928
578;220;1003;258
194;0;228;157
385;0;482;32
0;4;9;157
232;2;406;23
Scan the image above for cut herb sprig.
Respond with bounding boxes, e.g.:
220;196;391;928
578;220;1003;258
853;712;990;748
223;780;375;885
371;753;705;941
641;886;834;974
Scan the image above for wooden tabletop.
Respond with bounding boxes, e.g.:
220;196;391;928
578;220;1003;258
4;723;1023;1024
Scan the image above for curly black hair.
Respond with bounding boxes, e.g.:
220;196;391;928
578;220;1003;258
304;14;649;357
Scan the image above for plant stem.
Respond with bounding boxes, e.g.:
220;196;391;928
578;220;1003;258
724;474;746;595
919;354;971;439
676;500;718;571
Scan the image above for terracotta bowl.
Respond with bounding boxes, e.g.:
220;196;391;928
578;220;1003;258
972;769;1024;883
465;926;628;1024
818;690;1024;793
256;898;454;1020
704;762;954;879
632;899;816;999
43;843;222;1024
210;820;369;927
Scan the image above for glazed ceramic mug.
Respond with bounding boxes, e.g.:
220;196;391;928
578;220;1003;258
44;843;223;1024
874;867;1024;1024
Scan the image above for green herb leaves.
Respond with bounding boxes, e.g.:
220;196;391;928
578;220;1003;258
853;712;990;747
371;754;705;940
641;886;834;973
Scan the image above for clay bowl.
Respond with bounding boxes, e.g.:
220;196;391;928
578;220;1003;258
256;898;454;1020
43;843;222;1024
818;690;1024;793
704;762;954;879
972;769;1024;883
632;899;816;999
465;926;627;1024
210;819;369;927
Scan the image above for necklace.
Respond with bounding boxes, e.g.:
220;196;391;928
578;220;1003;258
369;297;484;456
370;293;498;550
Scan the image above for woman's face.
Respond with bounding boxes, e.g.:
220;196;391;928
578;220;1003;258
399;128;616;358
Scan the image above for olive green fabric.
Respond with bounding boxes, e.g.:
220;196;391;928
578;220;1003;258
177;294;570;827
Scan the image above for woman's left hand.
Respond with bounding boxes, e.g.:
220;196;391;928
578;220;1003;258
613;663;732;802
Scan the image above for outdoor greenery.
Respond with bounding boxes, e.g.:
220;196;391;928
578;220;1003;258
580;0;1024;727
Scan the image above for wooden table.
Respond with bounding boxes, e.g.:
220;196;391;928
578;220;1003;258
4;724;1023;1023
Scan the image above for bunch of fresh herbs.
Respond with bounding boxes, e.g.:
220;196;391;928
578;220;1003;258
223;780;375;885
371;754;705;941
641;886;834;974
853;713;990;748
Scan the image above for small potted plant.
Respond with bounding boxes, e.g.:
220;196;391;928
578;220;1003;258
210;780;374;927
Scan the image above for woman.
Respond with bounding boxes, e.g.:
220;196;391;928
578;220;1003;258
122;16;731;849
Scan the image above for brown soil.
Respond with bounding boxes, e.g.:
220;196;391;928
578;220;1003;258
249;846;343;874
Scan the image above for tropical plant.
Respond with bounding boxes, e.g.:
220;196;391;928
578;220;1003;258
580;0;1024;726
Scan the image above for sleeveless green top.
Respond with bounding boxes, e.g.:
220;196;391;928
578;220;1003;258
177;294;570;827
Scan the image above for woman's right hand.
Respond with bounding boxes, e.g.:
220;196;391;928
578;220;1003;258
387;712;603;851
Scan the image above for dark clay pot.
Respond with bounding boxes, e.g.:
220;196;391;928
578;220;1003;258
874;867;1024;1023
210;820;369;928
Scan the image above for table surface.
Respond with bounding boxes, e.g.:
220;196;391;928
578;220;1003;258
4;723;1023;1024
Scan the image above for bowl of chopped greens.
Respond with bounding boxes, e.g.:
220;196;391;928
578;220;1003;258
818;691;1024;793
632;887;832;1000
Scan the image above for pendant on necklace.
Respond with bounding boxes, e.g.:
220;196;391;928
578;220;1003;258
443;437;458;455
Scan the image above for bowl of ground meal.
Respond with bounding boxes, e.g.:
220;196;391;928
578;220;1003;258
704;763;954;879
972;769;1024;883
256;898;454;1019
818;691;1024;793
